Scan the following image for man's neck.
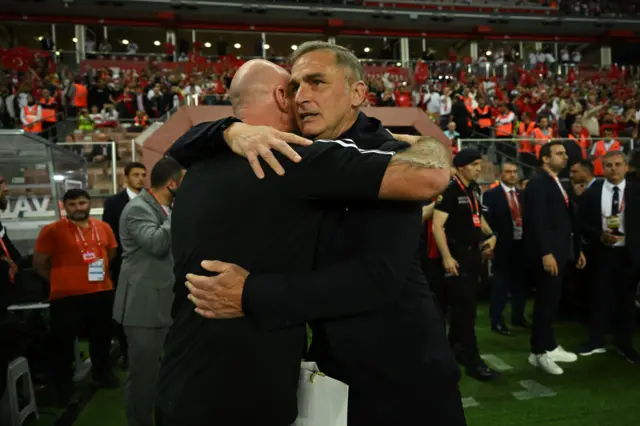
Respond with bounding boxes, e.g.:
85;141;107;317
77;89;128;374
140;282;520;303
127;186;141;195
70;218;90;228
322;111;359;140
607;178;625;186
457;174;472;187
543;164;559;178
149;188;171;206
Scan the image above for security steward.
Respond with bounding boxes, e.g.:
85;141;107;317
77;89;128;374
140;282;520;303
432;148;500;381
40;89;58;141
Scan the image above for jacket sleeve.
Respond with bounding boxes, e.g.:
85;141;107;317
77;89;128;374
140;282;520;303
242;201;419;329
165;118;241;168
482;190;498;231
527;179;554;258
579;187;601;246
121;204;171;258
102;197;116;231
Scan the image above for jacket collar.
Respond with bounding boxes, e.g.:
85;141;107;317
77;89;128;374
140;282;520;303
338;112;410;152
139;189;167;219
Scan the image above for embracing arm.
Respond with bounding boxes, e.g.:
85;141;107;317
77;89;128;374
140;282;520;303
241;202;419;328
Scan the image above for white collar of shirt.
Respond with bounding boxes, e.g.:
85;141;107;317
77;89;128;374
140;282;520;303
126;188;139;200
161;205;171;217
586;178;597;188
0;225;5;239
552;175;568;199
601;179;626;245
501;182;517;193
603;179;626;195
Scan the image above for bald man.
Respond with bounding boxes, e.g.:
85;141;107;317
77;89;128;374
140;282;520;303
158;57;456;426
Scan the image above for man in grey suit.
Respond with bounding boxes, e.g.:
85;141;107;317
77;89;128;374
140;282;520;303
113;157;185;426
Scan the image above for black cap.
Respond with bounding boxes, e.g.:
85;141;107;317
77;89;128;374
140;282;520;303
453;148;482;168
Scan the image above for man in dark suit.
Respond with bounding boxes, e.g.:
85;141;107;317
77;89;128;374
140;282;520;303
483;162;528;336
577;151;640;362
523;141;586;375
102;161;147;368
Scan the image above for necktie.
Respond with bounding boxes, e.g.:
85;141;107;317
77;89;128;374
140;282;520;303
611;186;619;216
509;190;522;225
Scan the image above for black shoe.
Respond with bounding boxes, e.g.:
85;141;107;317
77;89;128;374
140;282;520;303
492;324;512;336
512;319;532;329
617;347;640;364
465;362;501;382
93;371;120;389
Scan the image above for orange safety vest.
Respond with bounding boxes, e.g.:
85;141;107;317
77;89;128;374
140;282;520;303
74;83;88;108
134;115;148;127
533;128;553;158
475;106;492;128
517;121;536;153
23;105;42;133
40;97;57;123
592;139;621;176
496;113;514;137
568;134;590;159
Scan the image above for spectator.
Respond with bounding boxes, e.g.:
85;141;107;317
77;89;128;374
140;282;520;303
77;108;95;132
20;94;42;134
33;189;120;406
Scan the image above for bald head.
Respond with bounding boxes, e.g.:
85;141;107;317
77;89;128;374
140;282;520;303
229;59;290;118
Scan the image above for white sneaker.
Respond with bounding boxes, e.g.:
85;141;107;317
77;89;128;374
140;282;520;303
529;353;564;375
547;346;578;363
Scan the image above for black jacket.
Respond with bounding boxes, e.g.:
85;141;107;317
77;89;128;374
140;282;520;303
523;170;581;269
102;190;131;284
483;184;523;269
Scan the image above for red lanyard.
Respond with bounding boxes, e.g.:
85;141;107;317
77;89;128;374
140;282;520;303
0;236;12;262
68;219;100;253
454;176;479;215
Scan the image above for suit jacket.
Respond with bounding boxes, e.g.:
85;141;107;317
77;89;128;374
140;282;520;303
483;184;523;269
523;170;581;269
579;179;640;267
102;190;130;285
113;189;174;328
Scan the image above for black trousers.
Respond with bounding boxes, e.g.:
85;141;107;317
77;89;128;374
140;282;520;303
50;290;113;394
530;264;569;354
422;256;447;317
443;248;482;365
588;247;639;349
348;383;467;426
111;274;128;361
490;258;527;327
156;409;292;426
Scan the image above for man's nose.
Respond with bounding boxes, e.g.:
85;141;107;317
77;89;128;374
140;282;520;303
295;84;310;105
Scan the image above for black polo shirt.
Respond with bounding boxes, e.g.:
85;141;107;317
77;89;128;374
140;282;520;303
435;178;485;253
157;119;394;426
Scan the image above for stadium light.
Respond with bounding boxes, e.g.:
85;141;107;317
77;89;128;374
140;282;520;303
204;42;212;48
396;62;401;67
72;37;78;43
364;47;370;53
37;36;43;41
263;44;270;50
486;50;492;56
234;43;241;49
291;44;298;51
122;39;130;45
154;40;161;46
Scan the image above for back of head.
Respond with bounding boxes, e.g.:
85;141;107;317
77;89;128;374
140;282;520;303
228;59;290;120
150;157;183;189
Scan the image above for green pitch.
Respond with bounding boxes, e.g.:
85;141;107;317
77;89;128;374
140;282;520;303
27;304;640;426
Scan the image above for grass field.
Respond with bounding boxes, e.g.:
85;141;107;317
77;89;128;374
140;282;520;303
25;304;640;426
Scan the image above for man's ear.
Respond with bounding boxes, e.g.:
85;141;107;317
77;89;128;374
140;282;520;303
350;80;367;108
274;85;289;113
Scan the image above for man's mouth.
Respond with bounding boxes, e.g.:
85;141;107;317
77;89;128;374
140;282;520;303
300;112;319;122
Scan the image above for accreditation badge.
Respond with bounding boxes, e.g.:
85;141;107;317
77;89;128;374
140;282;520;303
606;215;620;231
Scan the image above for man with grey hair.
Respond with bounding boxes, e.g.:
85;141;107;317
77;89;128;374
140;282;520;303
159;44;463;426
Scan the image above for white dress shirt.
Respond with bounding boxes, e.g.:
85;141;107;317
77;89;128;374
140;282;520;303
601;179;626;246
126;187;139;200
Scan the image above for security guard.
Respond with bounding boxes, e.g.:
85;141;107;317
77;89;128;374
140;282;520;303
432;148;500;381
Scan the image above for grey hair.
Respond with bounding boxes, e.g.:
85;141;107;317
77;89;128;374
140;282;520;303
290;41;364;82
